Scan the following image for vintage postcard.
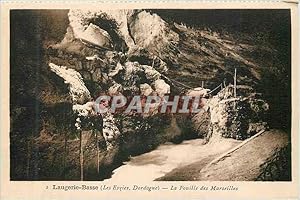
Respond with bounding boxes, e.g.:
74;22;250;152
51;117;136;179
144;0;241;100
0;1;299;199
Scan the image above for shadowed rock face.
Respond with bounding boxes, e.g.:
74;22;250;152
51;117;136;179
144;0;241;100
10;9;291;180
256;143;291;181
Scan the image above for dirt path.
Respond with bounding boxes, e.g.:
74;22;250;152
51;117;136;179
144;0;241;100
105;137;241;182
159;129;290;181
197;129;289;181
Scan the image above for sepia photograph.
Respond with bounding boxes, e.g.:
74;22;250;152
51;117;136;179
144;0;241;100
9;8;292;183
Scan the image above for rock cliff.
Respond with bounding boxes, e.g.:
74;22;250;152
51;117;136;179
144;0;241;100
10;9;291;180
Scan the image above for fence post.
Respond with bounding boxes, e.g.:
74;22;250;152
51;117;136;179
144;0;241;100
234;68;237;110
63;131;67;179
79;130;84;181
96;130;100;174
152;56;156;68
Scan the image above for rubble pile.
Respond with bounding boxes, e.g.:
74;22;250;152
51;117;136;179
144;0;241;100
193;85;269;141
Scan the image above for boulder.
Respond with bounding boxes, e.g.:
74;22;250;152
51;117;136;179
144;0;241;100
187;87;210;97
80;23;113;50
123;62;143;78
127;10;179;50
108;83;123;95
72;101;95;117
140;83;153;96
142;65;161;81
153;79;170;96
49;63;91;104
